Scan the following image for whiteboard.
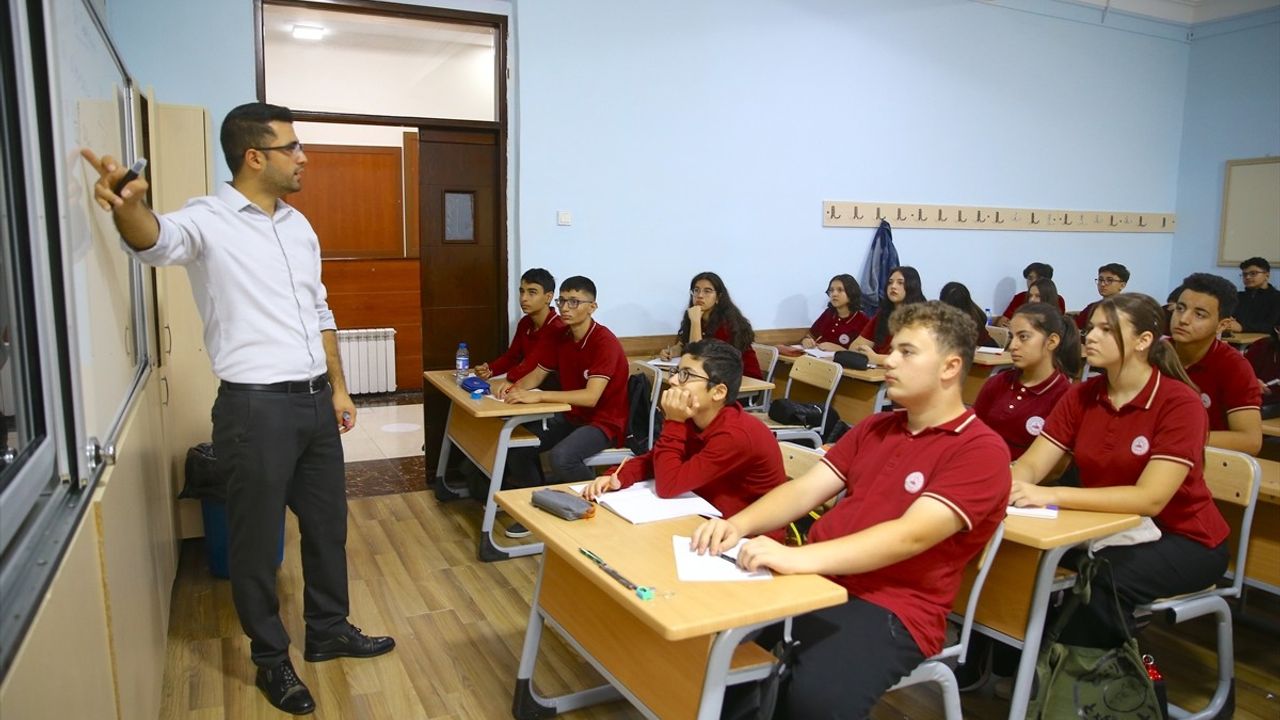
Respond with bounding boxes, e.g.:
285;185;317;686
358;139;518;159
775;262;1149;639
1218;157;1280;267
44;0;148;472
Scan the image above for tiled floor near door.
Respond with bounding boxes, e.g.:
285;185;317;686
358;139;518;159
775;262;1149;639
342;393;429;498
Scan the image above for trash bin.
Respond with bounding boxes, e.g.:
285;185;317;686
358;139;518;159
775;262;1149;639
181;443;284;579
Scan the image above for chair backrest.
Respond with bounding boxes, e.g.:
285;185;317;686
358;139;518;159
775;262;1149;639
944;522;1005;663
1203;447;1263;597
779;441;824;480
986;325;1011;349
784;356;843;429
631;361;663;448
752;342;780;383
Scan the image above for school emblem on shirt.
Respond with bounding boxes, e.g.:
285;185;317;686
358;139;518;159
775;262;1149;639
583;369;590;380
838;333;850;345
1130;435;1150;456
1025;416;1045;436
904;471;925;494
1200;393;1212;409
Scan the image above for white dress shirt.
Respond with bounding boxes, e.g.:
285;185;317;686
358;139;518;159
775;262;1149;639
128;183;337;384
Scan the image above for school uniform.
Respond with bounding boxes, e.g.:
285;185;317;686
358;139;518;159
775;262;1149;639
774;409;1010;718
486;310;566;383
857;310;895;354
1182;339;1263;431
1234;284;1280;333
707;323;764;379
1244;337;1279;410
808;308;870;348
1000;290;1067;320
1074;300;1101;329
1039;371;1230;647
973;368;1070;460
616;404;786;532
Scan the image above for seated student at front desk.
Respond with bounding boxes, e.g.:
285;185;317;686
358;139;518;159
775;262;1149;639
848;265;926;365
1075;262;1129;330
691;302;1010;718
1010;293;1230;649
660;271;763;379
1169;273;1263;455
582;339;787;532
501;276;630;538
995;262;1067;328
477;268;564;394
799;274;869;351
974;302;1080;460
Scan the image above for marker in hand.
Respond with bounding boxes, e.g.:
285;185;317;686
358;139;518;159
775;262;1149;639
113;158;148;195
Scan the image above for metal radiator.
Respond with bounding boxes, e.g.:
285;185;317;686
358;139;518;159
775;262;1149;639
336;328;397;394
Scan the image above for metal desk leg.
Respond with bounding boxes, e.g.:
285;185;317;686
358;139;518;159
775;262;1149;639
1007;545;1071;720
478;415;549;562
433;403;465;501
695;624;772;720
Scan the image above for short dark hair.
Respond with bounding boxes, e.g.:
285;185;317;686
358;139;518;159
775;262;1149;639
1023;262;1054;280
1240;257;1271;273
889;300;978;375
1098;263;1130;282
220;102;294;176
1179;272;1238;319
685;339;743;404
520;268;556;294
559;275;596;299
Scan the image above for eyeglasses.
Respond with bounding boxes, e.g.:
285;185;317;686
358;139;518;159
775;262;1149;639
1095;277;1122;286
690;288;716;297
253;141;304;157
1242;270;1266;278
555;297;593;310
673;367;712;384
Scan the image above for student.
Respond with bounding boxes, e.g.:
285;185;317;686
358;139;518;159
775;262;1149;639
1026;277;1060;309
582;339;786;526
974;302;1080;459
1011;293;1230;649
939;281;1000;348
996;262;1067;327
800;274;869;350
1244;326;1280;415
478;268;564;393
1169;273;1263;455
850;265;926;364
661;272;763;379
503;276;630;536
1075;263;1129;330
691;302;1010;718
1226;257;1280;334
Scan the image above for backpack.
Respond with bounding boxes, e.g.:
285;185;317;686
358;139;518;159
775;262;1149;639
767;400;842;444
624;373;662;454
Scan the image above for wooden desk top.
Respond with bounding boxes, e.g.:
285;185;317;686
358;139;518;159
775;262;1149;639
496;485;847;642
1262;416;1280;439
1003;509;1142;550
423;369;572;418
774;353;887;382
1257;456;1280;505
1224;332;1266;347
972;350;1015;367
630;358;775;393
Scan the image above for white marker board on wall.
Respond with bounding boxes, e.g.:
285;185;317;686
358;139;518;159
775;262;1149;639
1219;157;1280;267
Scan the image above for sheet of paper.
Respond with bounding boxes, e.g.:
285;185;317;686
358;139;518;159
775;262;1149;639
648;358;679;369
671;536;771;582
1006;504;1059;519
567;483;588;494
598;480;722;524
975;346;1005;355
804;348;836;359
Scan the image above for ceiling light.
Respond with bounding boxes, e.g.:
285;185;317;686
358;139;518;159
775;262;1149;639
291;24;326;41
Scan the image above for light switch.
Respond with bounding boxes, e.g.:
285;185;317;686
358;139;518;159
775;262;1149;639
557;210;572;226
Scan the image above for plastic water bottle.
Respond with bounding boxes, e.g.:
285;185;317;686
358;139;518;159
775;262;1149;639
984;308;993;326
454;342;470;385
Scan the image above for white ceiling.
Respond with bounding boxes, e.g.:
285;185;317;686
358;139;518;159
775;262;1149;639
1053;0;1280;24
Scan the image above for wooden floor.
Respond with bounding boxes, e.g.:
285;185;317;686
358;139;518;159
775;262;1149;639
160;490;1280;719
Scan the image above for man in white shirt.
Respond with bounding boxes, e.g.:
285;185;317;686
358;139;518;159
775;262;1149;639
83;102;393;715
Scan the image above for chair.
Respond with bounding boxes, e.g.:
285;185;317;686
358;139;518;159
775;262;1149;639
885;523;1006;720
743;343;780;410
1132;447;1262;720
747;356;842;448
778;442;843;546
986;325;1011;350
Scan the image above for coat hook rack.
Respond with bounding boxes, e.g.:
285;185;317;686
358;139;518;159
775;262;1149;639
822;201;1174;233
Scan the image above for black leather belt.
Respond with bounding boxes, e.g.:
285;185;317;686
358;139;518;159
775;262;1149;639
221;374;330;394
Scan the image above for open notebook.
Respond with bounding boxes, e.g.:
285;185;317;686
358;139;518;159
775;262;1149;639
569;480;722;524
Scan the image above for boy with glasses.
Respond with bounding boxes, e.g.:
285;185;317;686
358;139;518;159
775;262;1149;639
1075;262;1129;329
581;339;786;528
1225;257;1280;334
502;276;629;536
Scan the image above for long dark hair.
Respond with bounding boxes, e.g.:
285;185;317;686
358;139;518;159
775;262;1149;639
874;266;925;345
939;281;987;337
827;274;862;314
1012;302;1081;377
1029;277;1060;310
677;271;756;351
1096;293;1194;389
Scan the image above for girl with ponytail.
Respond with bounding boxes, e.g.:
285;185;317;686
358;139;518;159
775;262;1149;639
1008;293;1229;650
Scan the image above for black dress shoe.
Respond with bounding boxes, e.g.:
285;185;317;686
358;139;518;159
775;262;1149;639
304;625;396;662
255;659;315;715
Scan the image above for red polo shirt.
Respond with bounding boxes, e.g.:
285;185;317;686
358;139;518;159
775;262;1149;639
807;409;1010;657
809;308;870;348
616;404;786;530
1245;337;1279;407
1182;339;1263;431
1001;290;1067;320
1075;301;1101;330
1040;371;1229;548
857;310;894;354
974;369;1071;460
536;321;630;445
487;310;566;383
706;323;763;379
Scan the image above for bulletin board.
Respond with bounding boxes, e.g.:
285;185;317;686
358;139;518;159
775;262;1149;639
1218;157;1280;267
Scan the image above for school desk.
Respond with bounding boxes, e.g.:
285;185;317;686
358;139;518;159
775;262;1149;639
1262;416;1280;438
496;484;847;720
1218;456;1280;594
1224;332;1267;349
773;354;889;426
963;350;1016;405
425;369;572;561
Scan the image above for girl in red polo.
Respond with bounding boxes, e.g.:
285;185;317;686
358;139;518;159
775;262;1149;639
661;271;763;379
850;266;926;364
1011;293;1230;648
800;273;869;350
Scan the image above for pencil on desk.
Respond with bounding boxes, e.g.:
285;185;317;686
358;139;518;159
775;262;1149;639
611;457;630;482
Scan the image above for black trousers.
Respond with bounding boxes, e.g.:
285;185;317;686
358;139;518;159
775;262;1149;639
212;384;350;667
507;413;610;486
